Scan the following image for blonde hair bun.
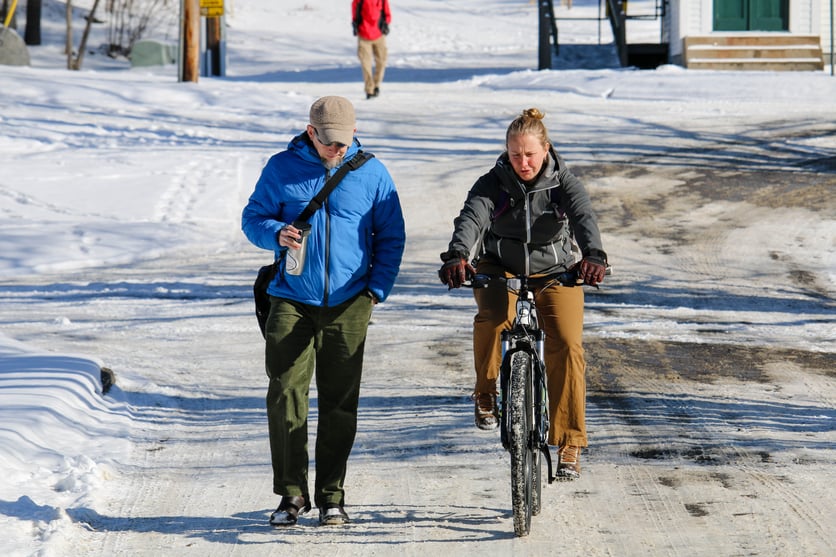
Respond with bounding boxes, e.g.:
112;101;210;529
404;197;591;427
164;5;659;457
506;108;549;147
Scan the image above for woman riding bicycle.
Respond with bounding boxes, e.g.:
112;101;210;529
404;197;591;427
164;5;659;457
439;108;607;480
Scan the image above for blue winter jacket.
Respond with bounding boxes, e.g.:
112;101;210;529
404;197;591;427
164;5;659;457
242;133;405;307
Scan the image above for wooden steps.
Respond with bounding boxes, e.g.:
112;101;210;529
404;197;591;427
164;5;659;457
683;34;824;71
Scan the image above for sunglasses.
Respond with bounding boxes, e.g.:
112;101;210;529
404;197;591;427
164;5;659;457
313;127;347;149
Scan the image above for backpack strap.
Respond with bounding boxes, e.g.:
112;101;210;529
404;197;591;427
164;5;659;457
295;150;375;223
353;0;365;33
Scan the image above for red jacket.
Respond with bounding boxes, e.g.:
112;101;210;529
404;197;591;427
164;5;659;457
352;0;391;41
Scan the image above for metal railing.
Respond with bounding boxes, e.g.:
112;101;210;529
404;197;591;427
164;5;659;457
604;0;628;66
547;0;667;68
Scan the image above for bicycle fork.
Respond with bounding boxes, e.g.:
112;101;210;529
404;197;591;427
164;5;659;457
531;330;557;484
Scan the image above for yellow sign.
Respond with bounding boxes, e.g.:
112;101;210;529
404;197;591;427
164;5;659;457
200;0;224;17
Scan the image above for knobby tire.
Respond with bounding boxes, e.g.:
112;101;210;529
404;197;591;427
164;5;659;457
508;350;535;537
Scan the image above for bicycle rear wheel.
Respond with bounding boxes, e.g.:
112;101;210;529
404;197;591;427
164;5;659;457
507;350;535;537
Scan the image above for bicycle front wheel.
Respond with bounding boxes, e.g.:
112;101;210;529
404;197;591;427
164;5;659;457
507;350;535;537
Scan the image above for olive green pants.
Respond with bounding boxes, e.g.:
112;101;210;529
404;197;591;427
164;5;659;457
265;293;373;508
472;262;588;448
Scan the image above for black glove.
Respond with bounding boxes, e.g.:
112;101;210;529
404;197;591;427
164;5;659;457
352;21;359;36
579;249;607;286
438;250;475;290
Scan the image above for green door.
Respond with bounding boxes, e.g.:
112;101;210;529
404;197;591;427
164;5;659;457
749;0;789;30
713;0;788;31
714;0;747;30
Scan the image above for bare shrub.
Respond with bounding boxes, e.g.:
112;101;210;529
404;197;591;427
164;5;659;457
105;0;177;58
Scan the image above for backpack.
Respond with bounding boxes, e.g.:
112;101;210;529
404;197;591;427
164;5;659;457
353;0;389;36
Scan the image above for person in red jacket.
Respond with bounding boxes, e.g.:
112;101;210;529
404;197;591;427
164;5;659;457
352;0;391;99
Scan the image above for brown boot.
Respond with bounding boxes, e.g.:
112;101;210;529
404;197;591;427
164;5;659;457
473;392;498;430
557;445;581;480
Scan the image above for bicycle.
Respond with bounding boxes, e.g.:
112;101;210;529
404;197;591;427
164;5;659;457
467;269;594;537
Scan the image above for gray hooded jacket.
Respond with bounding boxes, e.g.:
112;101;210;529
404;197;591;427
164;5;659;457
445;148;605;276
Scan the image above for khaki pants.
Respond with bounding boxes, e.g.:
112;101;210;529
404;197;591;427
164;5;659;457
357;36;387;96
472;261;588;447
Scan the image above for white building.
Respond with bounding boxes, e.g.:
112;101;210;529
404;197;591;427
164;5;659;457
662;0;831;70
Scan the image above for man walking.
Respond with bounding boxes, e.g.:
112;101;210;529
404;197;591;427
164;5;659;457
242;96;406;527
352;0;391;99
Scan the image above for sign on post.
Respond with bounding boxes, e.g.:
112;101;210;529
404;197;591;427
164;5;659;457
200;0;224;17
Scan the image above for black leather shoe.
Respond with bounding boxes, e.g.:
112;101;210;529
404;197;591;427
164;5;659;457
269;495;311;526
319;503;349;525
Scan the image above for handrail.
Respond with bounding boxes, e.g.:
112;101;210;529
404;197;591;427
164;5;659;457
552;0;667;68
547;0;559;57
605;0;628;66
539;0;560;68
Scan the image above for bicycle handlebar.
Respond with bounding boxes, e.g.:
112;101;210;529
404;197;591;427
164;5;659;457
462;266;612;290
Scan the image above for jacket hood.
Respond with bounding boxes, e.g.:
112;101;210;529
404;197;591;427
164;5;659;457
286;132;362;168
494;146;561;194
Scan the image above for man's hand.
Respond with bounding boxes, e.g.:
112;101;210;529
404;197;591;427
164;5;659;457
579;249;607;286
277;225;303;249
438;251;475;290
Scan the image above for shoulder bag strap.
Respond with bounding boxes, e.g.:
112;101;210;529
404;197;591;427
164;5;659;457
295;150;375;223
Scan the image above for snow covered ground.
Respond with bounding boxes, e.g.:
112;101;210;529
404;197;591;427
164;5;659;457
1;0;834;555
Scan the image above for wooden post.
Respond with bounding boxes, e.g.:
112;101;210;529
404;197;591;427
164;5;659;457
65;0;72;70
180;0;200;82
25;0;41;45
206;16;221;76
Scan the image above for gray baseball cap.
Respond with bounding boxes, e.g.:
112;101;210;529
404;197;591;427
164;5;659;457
309;96;356;146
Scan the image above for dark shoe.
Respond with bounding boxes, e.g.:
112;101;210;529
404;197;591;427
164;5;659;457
269;495;311;526
373;86;380;96
556;445;581;480
473;392;498;430
319;503;350;526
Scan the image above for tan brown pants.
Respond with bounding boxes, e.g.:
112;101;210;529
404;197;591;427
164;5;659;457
472;261;588;447
357;36;387;96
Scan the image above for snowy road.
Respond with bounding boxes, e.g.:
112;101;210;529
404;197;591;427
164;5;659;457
1;0;834;554
3;142;833;555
